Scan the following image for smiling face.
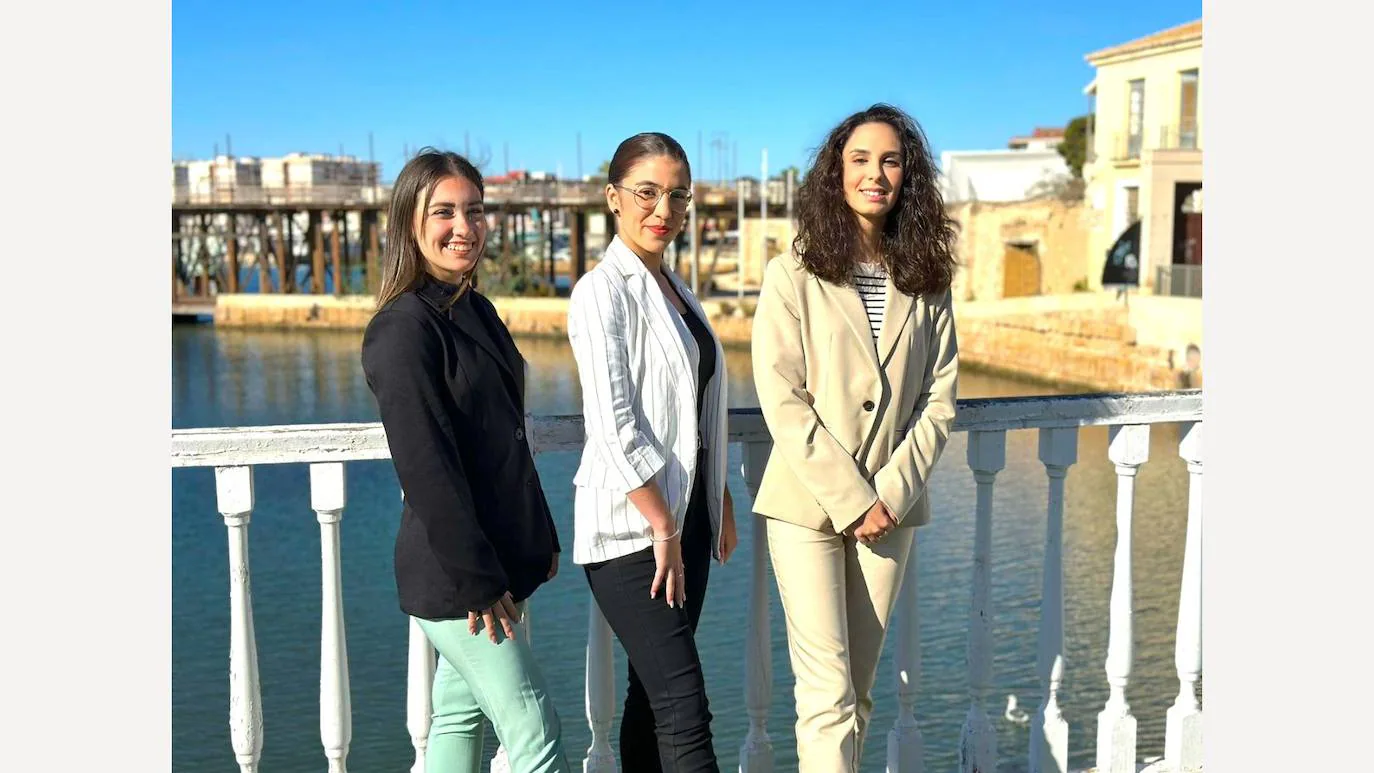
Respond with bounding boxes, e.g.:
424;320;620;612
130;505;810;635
841;121;905;229
414;175;486;283
605;154;691;260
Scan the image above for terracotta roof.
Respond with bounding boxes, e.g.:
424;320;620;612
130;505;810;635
1032;127;1065;138
1087;19;1201;63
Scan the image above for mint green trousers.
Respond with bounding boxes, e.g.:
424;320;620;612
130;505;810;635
417;607;570;773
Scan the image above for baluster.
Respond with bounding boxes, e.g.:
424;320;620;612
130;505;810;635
1165;422;1203;771
740;441;774;773
584;602;618;772
491;742;511;773
960;430;1005;773
311;462;352;773
1096;424;1149;773
1031;428;1078;773
407;617;436;773
217;465;264;773
886;528;924;773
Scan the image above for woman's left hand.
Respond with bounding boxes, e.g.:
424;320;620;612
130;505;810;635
721;487;739;564
548;552;560;580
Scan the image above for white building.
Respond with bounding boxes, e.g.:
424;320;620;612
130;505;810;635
172;152;382;204
1008;127;1066;151
178;155;264;201
940;149;1070;203
939;128;1071;204
259;153;380;201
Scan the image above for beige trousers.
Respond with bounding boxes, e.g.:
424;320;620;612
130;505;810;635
766;517;915;773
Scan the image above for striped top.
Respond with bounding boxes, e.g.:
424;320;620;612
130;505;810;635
853;261;887;341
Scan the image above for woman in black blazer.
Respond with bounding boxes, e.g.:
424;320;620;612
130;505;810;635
361;149;570;773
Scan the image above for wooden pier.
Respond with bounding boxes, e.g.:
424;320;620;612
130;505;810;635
171;180;780;315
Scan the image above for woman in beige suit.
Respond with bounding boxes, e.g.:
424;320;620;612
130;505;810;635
751;103;959;772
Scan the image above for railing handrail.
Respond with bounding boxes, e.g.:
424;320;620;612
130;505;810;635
171;390;1201;468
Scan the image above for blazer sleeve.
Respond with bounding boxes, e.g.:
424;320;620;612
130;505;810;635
567;273;667;495
752;258;881;532
873;288;960;522
361;307;509;612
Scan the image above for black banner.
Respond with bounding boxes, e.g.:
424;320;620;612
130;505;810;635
1102;220;1141;287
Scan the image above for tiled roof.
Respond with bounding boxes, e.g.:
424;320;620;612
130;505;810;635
1087;19;1202;63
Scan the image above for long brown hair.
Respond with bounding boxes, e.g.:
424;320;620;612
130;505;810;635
792;103;958;297
375;148;485;310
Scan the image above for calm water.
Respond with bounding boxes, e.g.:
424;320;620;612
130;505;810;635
172;325;1197;773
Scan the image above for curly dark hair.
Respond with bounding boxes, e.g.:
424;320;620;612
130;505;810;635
792;103;958;297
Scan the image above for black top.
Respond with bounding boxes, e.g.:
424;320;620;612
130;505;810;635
671;283;717;423
361;275;560;620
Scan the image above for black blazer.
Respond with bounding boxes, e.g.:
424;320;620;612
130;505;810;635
361;275;560;620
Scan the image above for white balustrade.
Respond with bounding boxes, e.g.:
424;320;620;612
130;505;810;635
740;441;775;773
1096;424;1150;773
1031;428;1078;773
491;742;511;773
887;528;925;773
216;465;264;773
169;391;1206;773
1165;422;1203;771
311;462;353;773
583;602;618;773
406;617;436;773
960;430;1005;773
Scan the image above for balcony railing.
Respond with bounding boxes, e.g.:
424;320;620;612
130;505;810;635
171;390;1204;773
1109;122;1201;163
1159;120;1200;151
1155;265;1204;298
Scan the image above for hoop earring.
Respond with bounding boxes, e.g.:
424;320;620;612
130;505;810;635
611;209;619;216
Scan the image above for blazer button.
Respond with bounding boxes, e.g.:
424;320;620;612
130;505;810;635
863;400;875;412
515;427;526;442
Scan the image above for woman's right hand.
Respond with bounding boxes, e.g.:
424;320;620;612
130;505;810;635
847;500;898;545
467;591;521;644
650;529;686;609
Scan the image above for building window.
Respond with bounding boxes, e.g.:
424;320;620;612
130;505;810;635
1179;70;1199;149
1125;186;1140;225
1127;79;1145;159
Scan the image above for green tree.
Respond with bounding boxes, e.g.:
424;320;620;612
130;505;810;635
1058;115;1091;178
587;159;611;184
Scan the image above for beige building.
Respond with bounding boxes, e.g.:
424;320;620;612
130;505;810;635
1082;19;1202;296
948;198;1092;302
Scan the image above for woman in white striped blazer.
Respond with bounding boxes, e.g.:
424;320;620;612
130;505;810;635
566;132;737;772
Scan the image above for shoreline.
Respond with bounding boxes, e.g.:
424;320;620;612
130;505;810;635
202;292;1201;393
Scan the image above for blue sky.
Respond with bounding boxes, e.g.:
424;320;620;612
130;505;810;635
172;0;1201;182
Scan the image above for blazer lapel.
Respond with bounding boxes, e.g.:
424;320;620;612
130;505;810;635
818;276;881;375
875;279;915;369
417;279;521;402
472;294;527;406
608;239;696;395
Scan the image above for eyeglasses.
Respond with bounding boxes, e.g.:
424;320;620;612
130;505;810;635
614;184;693;213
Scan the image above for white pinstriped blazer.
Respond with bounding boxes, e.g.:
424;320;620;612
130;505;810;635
566;236;728;565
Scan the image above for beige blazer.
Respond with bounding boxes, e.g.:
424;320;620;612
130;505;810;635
750;253;959;534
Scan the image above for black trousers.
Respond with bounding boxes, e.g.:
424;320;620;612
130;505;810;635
584;467;717;772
